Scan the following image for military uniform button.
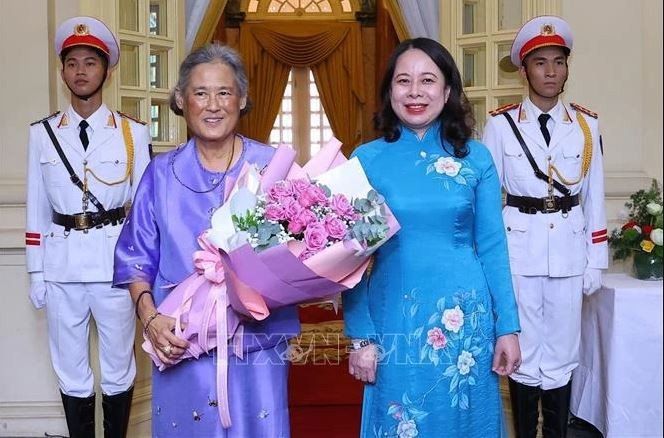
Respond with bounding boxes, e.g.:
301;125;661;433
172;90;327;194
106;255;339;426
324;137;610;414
115;159;120;164
50;232;54;237
507;227;512;232
547;155;551;161
549;223;554;229
82;159;88;165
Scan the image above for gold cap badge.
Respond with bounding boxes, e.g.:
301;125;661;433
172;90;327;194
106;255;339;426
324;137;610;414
74;23;89;36
541;24;555;36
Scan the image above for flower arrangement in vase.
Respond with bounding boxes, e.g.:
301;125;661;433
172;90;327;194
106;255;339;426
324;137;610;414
609;179;663;280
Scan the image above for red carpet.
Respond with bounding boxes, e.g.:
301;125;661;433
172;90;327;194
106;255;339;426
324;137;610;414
288;302;363;438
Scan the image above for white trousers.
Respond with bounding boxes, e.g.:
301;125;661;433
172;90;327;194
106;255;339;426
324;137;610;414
510;275;583;390
45;281;136;397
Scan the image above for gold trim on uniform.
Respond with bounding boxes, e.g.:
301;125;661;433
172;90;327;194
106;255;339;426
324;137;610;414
488;102;519;117
58;113;69;128
84;115;135;187
30;111;60;126
107;113;117;128
570;102;598;119
519;104;527;122
547;110;594;185
117;111;147;126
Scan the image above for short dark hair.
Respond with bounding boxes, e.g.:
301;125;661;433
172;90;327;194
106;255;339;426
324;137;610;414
60;46;109;71
374;38;475;158
522;45;570;67
169;43;252;117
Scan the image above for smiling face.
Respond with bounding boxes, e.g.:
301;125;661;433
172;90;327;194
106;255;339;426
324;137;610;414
520;45;569;101
175;61;247;147
60;46;107;100
389;48;450;138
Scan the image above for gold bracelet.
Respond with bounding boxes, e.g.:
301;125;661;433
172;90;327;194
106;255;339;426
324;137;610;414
143;311;161;334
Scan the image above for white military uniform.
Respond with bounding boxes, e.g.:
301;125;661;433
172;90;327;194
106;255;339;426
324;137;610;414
26;104;151;396
482;97;608;390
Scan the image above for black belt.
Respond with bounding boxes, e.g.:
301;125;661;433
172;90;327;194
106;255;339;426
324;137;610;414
506;194;579;214
52;206;127;231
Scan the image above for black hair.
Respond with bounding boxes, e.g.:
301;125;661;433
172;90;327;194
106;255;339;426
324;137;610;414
60;45;109;72
521;45;570;67
374;38;475;158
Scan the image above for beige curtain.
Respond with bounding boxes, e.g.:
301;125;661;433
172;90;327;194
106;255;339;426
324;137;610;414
383;0;410;41
192;0;229;51
238;22;365;155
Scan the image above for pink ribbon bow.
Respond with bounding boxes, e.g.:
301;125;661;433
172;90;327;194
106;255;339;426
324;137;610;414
143;232;245;428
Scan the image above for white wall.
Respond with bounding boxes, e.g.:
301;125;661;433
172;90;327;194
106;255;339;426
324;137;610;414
0;2;70;435
641;0;663;181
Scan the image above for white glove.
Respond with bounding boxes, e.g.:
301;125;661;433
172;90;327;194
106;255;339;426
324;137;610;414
582;268;603;296
29;272;47;309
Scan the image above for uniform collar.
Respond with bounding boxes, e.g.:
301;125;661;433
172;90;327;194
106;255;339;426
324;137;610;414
60;103;114;133
522;97;572;125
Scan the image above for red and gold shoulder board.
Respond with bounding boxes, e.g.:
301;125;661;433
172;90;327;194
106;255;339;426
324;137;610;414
30;111;61;126
570;102;598;119
117;111;147;125
489;102;519;117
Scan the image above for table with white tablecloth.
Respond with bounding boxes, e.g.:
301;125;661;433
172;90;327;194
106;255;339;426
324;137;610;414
571;273;663;438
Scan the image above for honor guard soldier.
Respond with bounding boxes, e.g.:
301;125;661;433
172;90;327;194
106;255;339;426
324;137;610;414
482;16;608;438
25;16;151;437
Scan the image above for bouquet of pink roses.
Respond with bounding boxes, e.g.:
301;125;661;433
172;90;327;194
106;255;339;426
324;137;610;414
207;137;399;318
232;178;388;260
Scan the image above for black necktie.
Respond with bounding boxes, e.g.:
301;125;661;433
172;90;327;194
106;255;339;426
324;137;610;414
79;120;89;151
538;113;551;146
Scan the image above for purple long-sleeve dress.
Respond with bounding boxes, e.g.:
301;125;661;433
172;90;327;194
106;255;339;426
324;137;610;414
114;136;299;437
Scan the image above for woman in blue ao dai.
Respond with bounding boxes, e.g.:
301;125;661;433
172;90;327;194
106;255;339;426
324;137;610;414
343;38;522;437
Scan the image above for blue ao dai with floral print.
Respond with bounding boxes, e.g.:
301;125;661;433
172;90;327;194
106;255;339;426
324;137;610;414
343;122;520;438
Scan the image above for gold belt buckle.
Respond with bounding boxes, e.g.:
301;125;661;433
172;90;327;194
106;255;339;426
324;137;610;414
73;213;92;230
543;196;557;213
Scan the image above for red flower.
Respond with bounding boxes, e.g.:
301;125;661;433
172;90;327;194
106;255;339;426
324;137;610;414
621;221;637;230
643;225;653;235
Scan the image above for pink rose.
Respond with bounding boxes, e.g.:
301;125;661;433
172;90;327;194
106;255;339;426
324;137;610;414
268;180;293;201
310;185;329;206
331;194;356;220
304;222;329;252
296;209;318;226
287;220;306;235
281;197;303;221
324;215;348;240
264;202;287;221
426;327;447;350
297;187;319;208
291;179;312;196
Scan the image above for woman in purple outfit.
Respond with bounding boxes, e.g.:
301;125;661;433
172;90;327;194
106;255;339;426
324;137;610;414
113;43;299;437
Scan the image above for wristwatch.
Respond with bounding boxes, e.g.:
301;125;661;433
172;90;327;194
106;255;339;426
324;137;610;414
350;339;372;351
